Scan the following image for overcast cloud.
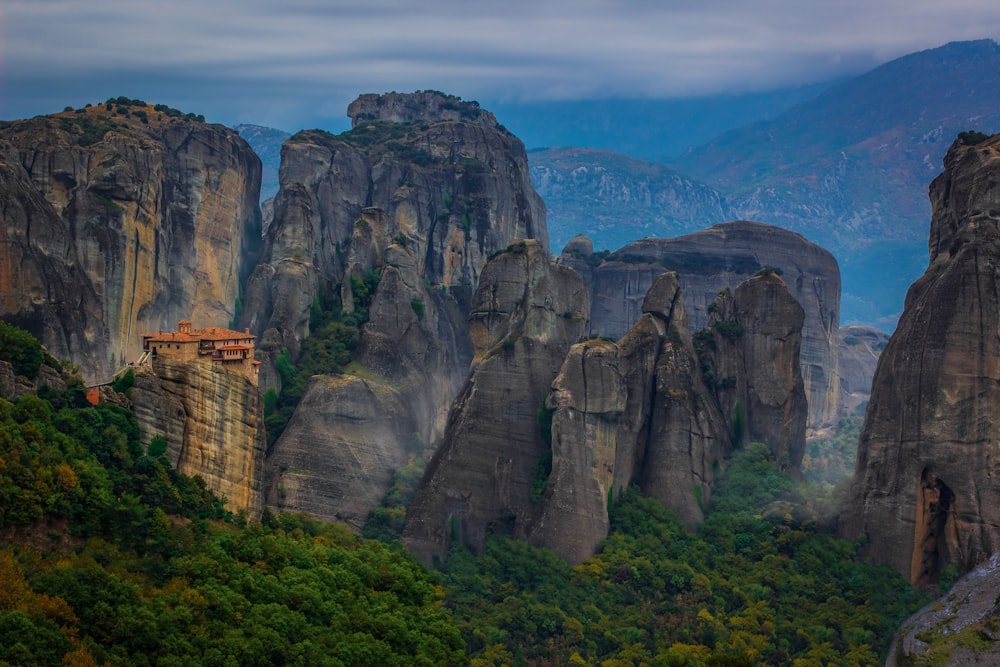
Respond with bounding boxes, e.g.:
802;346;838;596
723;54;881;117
3;0;1000;131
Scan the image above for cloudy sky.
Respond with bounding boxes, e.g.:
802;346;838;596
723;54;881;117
3;0;1000;132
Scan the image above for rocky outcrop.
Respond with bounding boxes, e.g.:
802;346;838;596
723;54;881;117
242;92;544;368
347;91;499;129
888;552;1000;666
402;240;589;564
130;358;265;515
265;229;466;528
530;277;679;562
0;104;262;383
406;263;807;564
701;274;807;467
264;374;413;527
0;140;105;378
836;324;888;418
840;134;1000;586
559;221;840;432
246;93;547;526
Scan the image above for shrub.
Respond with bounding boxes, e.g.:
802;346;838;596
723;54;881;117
0;320;45;379
958;130;991;146
111;368;135;394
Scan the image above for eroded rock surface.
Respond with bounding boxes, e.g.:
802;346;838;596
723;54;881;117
559;221;840;431
888;553;1000;666
402;240;589;564
250;93;547;526
0;106;262;382
836;324;888;418
130;359;265;516
840;134;1000;586
407;266;807;564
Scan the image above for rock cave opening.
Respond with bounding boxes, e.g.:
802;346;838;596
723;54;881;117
911;467;956;587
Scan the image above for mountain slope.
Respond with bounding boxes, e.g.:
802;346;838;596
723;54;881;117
530;147;727;252
675;39;1000;327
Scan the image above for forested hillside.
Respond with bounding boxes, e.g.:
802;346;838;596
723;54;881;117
0;322;464;666
1;321;928;665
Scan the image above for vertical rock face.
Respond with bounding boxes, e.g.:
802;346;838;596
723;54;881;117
836;324;888;418
130;359;266;516
246;93;547;527
559;221;840;431
640;312;732;528
0;105;262;383
264;232;460;528
726;274;807;467
402;240;589;564
840;134;1000;586
242;91;545;366
0;141;105;378
406;266;807;565
531;307;667;563
264;374;413;527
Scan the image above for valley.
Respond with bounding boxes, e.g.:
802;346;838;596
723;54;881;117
3;39;1000;665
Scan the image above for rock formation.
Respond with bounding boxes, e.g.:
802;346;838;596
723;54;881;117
702;274;808;468
402;240;589;563
0;102;262;383
130;357;266;516
887;553;1000;666
840;133;1000;586
836;324;887;418
558;221;840;432
347;91;500;129
249;93;547;526
530;277;681;562
242;91;545;369
406;263;807;565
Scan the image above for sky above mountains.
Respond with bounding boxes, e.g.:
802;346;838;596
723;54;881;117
3;0;1000;132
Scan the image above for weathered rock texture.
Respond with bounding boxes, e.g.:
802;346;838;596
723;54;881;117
840;134;1000;587
703;275;807;467
348;91;500;129
402;240;589;564
130;358;265;515
264;374;413;527
531;277;684;562
559;221;840;432
250;93;547;526
888;552;1000;666
836;324;888;418
405;263;807;564
242;92;545;367
0;105;262;383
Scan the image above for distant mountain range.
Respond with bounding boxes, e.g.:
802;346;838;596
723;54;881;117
532;40;1000;328
236;39;1000;330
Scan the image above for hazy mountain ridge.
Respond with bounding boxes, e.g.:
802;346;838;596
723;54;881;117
529;146;728;251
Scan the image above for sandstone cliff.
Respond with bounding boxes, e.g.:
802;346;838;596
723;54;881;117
559;221;840;432
701;274;808;468
530;277;680;562
402;240;589;563
242;91;545;366
406;264;807;564
130;357;265;515
840;133;1000;586
0;102;262;383
249;93;547;526
836;324;887;418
